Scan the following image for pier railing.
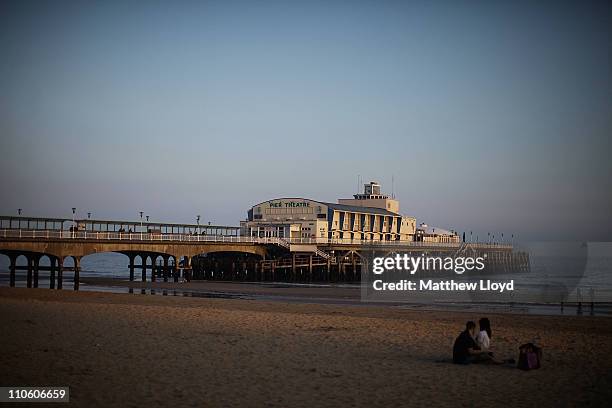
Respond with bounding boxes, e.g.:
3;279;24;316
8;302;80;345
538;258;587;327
0;229;513;249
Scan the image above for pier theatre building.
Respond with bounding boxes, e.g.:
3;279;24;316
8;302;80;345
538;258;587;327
241;182;419;242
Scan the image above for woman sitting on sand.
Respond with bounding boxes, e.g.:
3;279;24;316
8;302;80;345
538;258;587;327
476;318;505;364
476;318;492;351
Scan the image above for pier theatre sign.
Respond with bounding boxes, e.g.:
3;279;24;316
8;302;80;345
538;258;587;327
269;201;311;208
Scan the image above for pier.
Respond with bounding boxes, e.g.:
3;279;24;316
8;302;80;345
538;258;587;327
0;215;528;289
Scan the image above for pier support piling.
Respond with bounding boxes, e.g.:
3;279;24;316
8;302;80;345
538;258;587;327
33;256;40;288
129;254;135;281
57;258;64;290
151;256;157;282
173;256;179;282
73;256;81;290
49;257;56;289
141;254;147;282
26;255;33;288
9;254;16;287
163;256;169;282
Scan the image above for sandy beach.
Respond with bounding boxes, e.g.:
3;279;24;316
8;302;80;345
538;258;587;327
1;287;611;407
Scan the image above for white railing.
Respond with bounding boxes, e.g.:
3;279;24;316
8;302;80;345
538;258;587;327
263;236;511;249
0;229;259;243
313;248;331;259
0;229;513;249
271;237;291;249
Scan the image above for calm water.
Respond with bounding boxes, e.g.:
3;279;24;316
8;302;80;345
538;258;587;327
1;243;611;316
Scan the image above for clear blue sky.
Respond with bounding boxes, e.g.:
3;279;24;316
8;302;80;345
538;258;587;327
0;0;610;241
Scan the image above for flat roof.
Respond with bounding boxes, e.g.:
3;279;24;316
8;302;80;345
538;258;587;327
249;198;401;217
0;216;69;223
81;218;239;230
323;202;400;216
0;215;239;231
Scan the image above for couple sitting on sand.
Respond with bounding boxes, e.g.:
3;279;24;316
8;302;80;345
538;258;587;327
453;318;512;365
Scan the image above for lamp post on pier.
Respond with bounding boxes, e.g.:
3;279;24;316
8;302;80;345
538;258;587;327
139;211;143;239
197;215;201;235
72;207;76;238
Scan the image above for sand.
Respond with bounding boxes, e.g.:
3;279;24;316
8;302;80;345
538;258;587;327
1;287;611;407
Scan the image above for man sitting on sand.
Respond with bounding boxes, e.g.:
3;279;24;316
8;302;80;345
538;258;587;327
453;321;485;364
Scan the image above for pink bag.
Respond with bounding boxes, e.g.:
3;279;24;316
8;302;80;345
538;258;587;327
527;351;540;369
518;343;542;370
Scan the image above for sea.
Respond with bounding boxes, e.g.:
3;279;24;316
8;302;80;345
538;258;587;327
1;242;611;316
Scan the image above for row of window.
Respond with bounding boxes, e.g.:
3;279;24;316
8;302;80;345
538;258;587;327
263;207;317;215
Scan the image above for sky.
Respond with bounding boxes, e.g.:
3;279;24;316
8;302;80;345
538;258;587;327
0;0;610;241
